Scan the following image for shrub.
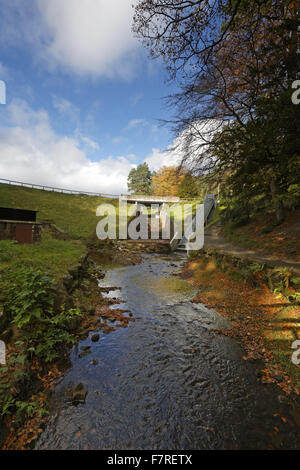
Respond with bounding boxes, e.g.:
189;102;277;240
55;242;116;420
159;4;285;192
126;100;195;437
0;267;82;362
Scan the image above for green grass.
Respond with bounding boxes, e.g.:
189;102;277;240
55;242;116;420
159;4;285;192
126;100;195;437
0;183;118;239
0;183;121;279
0;235;86;278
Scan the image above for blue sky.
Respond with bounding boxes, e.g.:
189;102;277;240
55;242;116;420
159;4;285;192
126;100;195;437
0;0;181;194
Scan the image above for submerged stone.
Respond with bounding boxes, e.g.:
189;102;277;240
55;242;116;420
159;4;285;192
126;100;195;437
91;334;100;342
72;383;87;405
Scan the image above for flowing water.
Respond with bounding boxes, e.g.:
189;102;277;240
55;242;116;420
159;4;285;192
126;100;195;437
36;254;300;450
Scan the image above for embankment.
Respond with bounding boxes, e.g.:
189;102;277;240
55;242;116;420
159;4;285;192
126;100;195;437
181;248;300;397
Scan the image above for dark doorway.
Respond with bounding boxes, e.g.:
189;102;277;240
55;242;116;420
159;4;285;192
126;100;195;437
16;224;33;244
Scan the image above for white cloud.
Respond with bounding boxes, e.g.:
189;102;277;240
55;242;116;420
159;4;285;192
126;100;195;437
0;0;140;78
36;0;139;78
81;136;100;150
0;99;135;194
124;118;149;131
145;139;183;171
52;96;80;123
145;147;181;171
145;120;222;172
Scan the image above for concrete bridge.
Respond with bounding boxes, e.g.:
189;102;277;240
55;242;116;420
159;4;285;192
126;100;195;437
120;193;216;252
119;195;180;206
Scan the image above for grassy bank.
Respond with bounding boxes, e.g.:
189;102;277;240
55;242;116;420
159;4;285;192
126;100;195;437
181;252;300;396
0;183;119;448
0;236;86;278
222;209;300;262
0;183;118;239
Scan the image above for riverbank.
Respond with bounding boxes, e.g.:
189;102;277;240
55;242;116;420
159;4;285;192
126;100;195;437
204;218;300;272
0;183;119;448
0;237;138;449
181;249;300;399
0;246;98;449
0;237;172;450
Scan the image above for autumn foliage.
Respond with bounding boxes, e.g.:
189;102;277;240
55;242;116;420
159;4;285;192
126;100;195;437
152;166;185;197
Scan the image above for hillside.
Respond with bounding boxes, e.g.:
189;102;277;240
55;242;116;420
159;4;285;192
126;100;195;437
223;210;300;263
0;183;118;240
0;183;118;277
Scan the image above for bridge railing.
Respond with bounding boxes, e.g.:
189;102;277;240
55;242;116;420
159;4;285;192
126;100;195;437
203;194;215;225
0;178;119;198
170;194;216;251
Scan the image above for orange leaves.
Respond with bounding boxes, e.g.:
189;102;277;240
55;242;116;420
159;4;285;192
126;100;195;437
152;166;185;197
1;394;48;450
182;254;300;396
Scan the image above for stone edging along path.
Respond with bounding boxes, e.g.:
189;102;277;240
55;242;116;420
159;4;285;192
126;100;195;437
204;223;300;274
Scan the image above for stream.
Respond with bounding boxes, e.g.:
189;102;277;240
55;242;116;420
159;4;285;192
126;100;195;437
36;253;300;450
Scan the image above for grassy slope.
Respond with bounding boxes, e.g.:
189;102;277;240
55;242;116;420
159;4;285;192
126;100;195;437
0;237;85;278
0;183;117;276
223;209;300;262
0;183;118;239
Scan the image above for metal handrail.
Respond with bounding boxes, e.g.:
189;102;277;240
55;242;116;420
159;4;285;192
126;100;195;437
171;194;216;251
0;178;119;198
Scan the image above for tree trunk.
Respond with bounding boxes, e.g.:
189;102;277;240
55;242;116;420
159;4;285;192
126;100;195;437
270;178;285;223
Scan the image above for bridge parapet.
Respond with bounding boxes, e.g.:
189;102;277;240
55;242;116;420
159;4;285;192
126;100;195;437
119;195;180;205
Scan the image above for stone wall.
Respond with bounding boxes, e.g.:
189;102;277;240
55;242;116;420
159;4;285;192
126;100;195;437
32;224;42;243
0;221;15;240
194;248;300;296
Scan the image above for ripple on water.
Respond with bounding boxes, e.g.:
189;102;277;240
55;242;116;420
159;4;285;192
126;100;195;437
36;254;300;450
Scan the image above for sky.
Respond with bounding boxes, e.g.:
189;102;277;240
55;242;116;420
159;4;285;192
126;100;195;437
0;0;181;195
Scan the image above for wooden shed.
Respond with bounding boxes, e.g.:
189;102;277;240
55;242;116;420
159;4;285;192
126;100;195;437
0;207;42;244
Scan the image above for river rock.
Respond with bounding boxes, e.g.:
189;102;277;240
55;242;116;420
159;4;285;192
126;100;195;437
72;383;87;405
79;350;91;359
91;334;100;342
79;346;91;358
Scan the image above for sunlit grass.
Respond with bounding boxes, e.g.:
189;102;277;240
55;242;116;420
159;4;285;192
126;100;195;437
0;235;86;277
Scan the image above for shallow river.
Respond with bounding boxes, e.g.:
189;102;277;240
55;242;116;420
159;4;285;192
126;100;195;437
36;254;300;450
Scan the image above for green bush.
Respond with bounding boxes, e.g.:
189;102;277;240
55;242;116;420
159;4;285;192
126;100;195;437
1;267;54;328
1;393;48;425
0;267;82;362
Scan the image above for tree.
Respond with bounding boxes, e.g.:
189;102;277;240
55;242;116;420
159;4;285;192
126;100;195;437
177;173;200;199
127;163;153;195
133;0;300;222
152;166;184;196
